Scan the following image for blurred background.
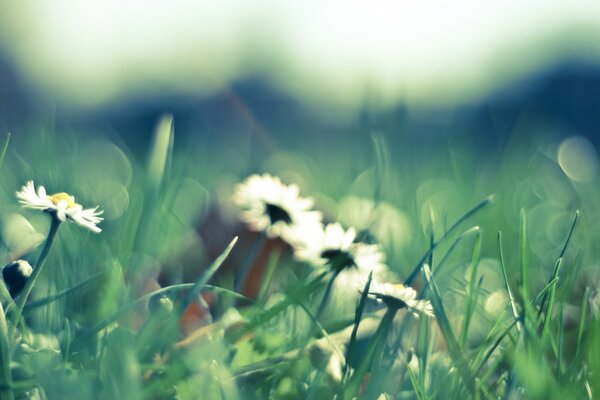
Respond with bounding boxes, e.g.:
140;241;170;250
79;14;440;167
1;1;600;295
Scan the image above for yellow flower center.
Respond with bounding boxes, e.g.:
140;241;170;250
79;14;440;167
48;192;77;208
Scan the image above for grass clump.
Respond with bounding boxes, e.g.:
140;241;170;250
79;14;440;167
0;121;596;400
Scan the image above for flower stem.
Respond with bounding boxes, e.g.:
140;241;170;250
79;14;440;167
315;271;339;321
8;217;61;341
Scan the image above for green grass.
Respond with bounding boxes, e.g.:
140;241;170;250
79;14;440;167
0;119;596;399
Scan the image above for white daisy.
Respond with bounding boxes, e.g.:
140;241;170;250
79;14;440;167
364;279;434;318
232;174;322;241
294;222;389;285
16;181;104;233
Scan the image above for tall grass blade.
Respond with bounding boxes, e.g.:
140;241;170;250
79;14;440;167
405;195;494;285
540;259;561;344
0;303;14;400
519;209;529;315
498;231;521;332
372;134;389;204
344;271;372;378
459;232;482;347
557;304;564;380
569;287;590;378
178;236;238;315
343;307;397;400
72;283;198;349
423;265;476;396
23;272;104;313
228;272;327;343
538;210;579;318
0;132;10;172
147;114;174;192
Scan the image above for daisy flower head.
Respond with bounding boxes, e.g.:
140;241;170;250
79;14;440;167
365;279;434;318
232;173;322;241
295;222;389;282
17;181;104;233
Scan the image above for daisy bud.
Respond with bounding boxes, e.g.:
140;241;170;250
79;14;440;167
2;259;33;298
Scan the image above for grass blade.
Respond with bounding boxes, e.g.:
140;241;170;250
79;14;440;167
0;303;14;400
569;287;590;378
72;283;198;349
519;209;529;315
23;272;104;313
228;272;327;343
423;265;476;396
557;304;564;380
540;259;561;343
405;195;494;285
459;232;482;347
344;271;372;378
498;231;521;332
0;132;10;172
538;211;579;319
178;236;238;315
147;114;174;192
343;307;397;400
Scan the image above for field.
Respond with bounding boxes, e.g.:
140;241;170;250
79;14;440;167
0;113;597;400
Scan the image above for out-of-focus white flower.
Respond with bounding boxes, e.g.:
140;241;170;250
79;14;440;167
232;173;322;241
17;181;104;233
484;290;508;317
326;352;344;382
294;222;389;286
365;279;434;318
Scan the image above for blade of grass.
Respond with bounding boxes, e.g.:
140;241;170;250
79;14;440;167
228;272;327;343
472;313;519;372
417;304;430;393
146;114;174;192
498;231;521;332
257;249;281;305
0;303;14;400
235;235;267;294
372;134;389;205
72;283;199;350
0;132;10;172
315;270;339;320
569;287;590;379
23;272;104;313
530;277;560;308
459;232;482;347
405;195;494;285
296;302;345;362
557;304;564;380
406;363;426;400
419;226;481;296
519;209;530;330
538;211;578;319
344;271;372;379
343;307;397;400
423;265;476;396
178;236;238;315
540;259;562;343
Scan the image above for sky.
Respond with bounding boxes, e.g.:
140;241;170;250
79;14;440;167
1;1;600;110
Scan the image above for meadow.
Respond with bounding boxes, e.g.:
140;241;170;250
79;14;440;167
0;115;598;400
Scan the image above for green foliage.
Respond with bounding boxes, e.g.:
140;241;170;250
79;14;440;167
0;119;596;400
